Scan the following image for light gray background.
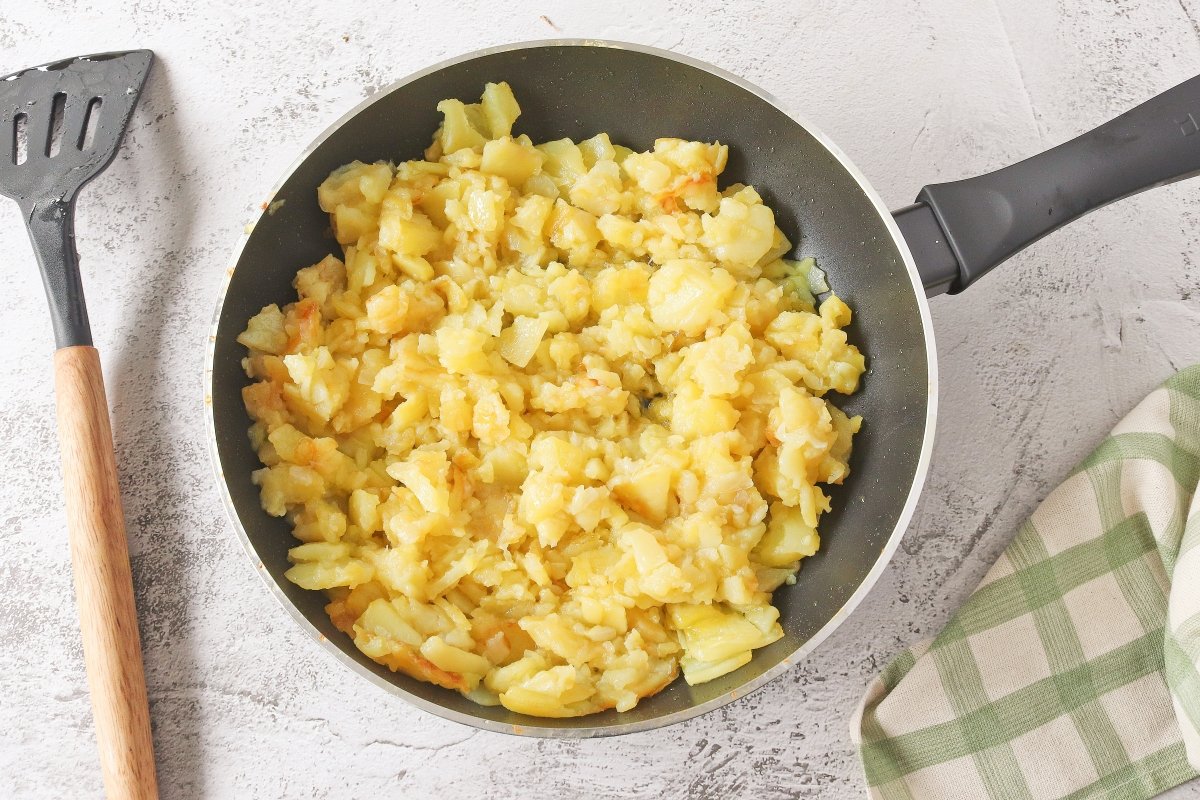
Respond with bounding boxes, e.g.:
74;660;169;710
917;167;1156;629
2;1;1198;797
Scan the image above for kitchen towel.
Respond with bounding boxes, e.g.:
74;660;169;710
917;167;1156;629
853;365;1200;799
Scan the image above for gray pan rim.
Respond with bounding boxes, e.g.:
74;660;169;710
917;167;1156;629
203;38;939;738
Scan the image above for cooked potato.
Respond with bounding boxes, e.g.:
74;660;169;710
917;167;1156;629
481;136;543;186
238;81;865;718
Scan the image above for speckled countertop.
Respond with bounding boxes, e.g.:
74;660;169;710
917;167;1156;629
2;2;1199;798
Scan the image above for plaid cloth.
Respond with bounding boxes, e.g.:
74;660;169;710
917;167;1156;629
853;365;1200;799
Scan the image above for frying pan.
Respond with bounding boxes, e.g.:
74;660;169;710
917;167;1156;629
205;40;1200;737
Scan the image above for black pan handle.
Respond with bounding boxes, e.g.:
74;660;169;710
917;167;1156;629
894;73;1200;297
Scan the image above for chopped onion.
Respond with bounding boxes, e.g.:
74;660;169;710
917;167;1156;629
805;260;830;294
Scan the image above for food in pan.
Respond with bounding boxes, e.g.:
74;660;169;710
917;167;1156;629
237;82;865;716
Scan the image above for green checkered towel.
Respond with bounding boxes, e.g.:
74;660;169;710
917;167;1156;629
853;365;1200;799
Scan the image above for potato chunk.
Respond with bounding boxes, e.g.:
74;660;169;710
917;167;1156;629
647;259;736;336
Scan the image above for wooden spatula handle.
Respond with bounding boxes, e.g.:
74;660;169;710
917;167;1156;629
54;346;158;800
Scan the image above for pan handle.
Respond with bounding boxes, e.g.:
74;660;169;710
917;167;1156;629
893;72;1200;297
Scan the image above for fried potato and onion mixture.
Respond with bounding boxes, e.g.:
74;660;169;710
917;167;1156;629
238;82;865;717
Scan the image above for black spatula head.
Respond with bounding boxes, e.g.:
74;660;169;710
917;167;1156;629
0;50;153;347
0;50;153;204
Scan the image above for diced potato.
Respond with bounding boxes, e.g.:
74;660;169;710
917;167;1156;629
537;139;586;186
500;687;581;717
647;259;737;336
569;161;623;216
419;180;461;228
498;315;549;367
289;541;351;563
519;614;590;661
672;327;754;397
282;346;353;421
619;524;669;573
357;598;423;647
435;327;491;374
364;284;409;334
379;206;441;257
679;650;752;685
387;392;429;430
252;464;325;516
528;435;586;478
349;489;381;533
460;185;507;234
317;161;393;213
292;499;348;543
427;540;488;597
521;173;559;199
436;99;488;153
480;81;521;138
622;151;673;193
700;195;777;273
471;384;511;444
420;635;491;676
485;652;548;694
611;462;673;523
284;558;373;590
481;137;543;185
596;213;640;251
755;502;820;566
238;304;288;354
500;664;595;717
679;608;772;662
578;133;616;168
510;194;554;239
481;442;528;485
671;388;739;438
294;255;347;314
387;450;451;516
548;200;601;265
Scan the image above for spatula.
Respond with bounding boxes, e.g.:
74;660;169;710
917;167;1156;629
0;51;157;799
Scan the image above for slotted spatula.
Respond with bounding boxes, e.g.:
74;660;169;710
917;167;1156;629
0;51;157;799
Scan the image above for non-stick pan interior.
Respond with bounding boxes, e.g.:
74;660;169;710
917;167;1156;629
209;42;932;734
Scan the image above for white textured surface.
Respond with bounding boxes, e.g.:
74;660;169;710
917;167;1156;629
2;1;1198;797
